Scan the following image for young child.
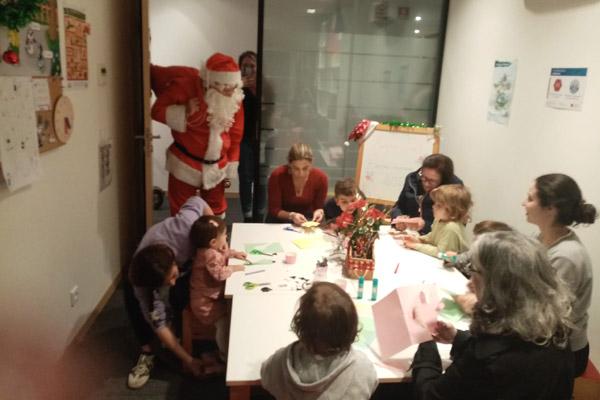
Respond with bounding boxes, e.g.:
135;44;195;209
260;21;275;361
189;215;246;366
324;177;360;222
402;184;472;257
260;282;378;399
445;220;512;314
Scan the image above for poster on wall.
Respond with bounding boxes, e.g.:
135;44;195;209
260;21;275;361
64;7;90;88
0;77;42;191
546;68;587;111
487;60;518;125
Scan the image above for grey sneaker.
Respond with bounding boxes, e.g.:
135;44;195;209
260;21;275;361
127;353;154;389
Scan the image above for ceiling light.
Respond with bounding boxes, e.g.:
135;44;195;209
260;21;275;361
414;29;420;34
415;16;422;21
306;8;316;14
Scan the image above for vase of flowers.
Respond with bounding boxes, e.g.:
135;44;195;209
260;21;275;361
335;199;387;280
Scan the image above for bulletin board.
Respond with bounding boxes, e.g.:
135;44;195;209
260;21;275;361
355;124;440;205
0;0;66;154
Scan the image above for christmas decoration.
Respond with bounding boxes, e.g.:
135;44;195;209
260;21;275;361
2;48;18;64
0;0;47;30
381;120;428;128
348;119;371;141
335;199;389;280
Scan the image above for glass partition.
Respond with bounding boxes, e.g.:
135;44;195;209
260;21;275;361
256;0;447;220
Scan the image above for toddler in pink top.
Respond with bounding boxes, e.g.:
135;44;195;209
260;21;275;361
189;215;246;363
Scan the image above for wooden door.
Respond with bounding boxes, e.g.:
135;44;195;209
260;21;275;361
141;0;153;228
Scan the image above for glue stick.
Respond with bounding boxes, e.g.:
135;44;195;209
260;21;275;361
357;276;364;299
371;278;379;301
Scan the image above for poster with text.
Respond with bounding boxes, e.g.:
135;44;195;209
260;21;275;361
487;60;517;125
64;7;90;87
546;68;587;111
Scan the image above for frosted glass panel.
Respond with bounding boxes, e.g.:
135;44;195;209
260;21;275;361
256;0;447;219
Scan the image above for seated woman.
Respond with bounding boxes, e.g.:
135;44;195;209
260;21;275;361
411;230;575;400
523;173;596;377
391;153;462;234
267;143;328;225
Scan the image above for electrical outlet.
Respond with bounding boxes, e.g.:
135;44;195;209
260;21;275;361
70;285;79;307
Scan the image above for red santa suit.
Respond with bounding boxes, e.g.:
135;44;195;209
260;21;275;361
151;54;244;215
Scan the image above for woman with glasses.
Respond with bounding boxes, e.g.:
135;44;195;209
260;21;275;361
412;231;575;399
523;173;596;377
391;153;462;234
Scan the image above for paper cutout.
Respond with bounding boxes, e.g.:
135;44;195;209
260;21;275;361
372;284;440;359
245;242;284;255
292;236;327;249
439;298;465;322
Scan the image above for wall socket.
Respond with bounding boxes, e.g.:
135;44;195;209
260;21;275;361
70;285;79;307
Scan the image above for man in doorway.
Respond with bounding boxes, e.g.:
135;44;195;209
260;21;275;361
151;52;244;217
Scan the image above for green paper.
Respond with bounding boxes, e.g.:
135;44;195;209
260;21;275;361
355;302;376;349
439;298;465;322
245;242;284;254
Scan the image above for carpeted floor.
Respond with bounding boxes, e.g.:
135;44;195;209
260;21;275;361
58;196;411;399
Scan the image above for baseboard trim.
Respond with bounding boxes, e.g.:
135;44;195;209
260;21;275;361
72;271;122;344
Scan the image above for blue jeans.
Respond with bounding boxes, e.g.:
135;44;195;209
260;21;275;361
238;141;255;217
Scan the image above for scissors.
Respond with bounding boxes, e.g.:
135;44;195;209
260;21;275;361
243;281;270;290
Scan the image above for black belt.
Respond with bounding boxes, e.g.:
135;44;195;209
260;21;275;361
173;142;222;165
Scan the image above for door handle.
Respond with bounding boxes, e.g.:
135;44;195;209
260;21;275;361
134;135;161;140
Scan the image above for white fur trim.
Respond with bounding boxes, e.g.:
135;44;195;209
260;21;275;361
165;150;203;187
205;70;242;85
226;162;239;180
165;105;187;132
203;123;223;163
202;163;226;190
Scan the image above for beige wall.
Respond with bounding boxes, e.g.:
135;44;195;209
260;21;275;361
438;0;600;362
0;0;137;359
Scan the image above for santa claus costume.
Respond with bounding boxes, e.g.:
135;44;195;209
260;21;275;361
151;53;244;216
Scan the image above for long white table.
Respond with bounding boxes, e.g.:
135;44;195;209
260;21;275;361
225;223;469;400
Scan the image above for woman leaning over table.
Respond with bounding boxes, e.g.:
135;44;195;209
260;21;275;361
267;143;328;225
523;173;597;377
412;231;575;400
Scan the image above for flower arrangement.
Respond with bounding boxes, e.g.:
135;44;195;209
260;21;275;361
335;199;388;259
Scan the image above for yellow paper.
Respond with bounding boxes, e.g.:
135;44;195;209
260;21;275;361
292;236;326;249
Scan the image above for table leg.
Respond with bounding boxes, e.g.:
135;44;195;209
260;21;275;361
229;386;250;400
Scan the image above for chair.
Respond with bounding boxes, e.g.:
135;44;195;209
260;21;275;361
181;306;216;355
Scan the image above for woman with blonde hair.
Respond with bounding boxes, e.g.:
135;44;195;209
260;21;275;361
266;143;328;224
412;230;574;399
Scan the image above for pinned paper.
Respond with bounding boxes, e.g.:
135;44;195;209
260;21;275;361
372;284;441;359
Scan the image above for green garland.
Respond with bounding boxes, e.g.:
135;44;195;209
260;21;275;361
0;0;48;31
381;120;428;128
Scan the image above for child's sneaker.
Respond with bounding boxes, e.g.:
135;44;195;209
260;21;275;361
127;353;154;389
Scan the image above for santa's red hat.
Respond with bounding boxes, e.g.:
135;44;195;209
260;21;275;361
203;52;241;86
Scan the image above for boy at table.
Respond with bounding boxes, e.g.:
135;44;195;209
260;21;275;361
323;177;361;222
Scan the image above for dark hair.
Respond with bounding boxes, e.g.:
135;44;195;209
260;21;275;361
190;215;226;249
334;178;357;197
535;173;597;226
421;153;454;184
129;244;175;288
473;220;512;236
291;282;358;357
238;50;256;66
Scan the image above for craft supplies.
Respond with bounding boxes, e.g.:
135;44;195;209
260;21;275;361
371;278;379;301
245;269;265;276
284;251;297;264
357;276;365;299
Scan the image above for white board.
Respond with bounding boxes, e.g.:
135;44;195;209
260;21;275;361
356;126;438;205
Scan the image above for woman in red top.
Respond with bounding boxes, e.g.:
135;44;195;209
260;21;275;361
267;143;328;224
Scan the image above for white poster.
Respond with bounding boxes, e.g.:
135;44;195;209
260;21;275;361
0;77;42;191
487;60;518;125
546;68;587;111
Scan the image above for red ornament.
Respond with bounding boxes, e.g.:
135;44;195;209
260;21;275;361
2;50;19;65
553;79;562;92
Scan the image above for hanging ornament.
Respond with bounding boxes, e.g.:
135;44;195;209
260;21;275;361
2;49;18;64
3;28;20;65
25;28;38;55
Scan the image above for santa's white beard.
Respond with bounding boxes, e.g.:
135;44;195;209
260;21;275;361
205;87;244;131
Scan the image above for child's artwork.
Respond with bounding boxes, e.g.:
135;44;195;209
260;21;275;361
487;60;517;125
371;284;440;359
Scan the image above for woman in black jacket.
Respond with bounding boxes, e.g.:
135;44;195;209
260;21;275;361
412;230;574;400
